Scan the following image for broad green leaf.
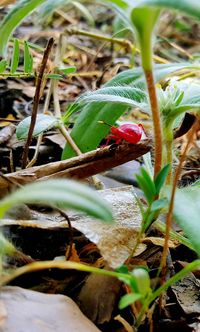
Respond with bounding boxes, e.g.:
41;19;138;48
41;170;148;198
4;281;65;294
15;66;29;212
62;63;197;159
24;41;33;73
0;179;113;222
132;0;200;21
119;293;143;309
16;114;59;140
10;38;20;73
75;91;147;110
0;0;46;56
154;164;170;194
173;186;200;256
107;63;200;87
0;60;7;73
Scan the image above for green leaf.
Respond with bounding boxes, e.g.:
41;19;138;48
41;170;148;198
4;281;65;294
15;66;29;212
119;293;143;309
104;0;129;10
24;41;33;73
0;0;46;56
0;179;113;222
0;233;16;256
16;114;59;140
0;60;7;73
154;164;170;194
10;38;20;73
151;198;168;211
47;74;63;79
136;168;156;204
131;267;151;296
58;66;76;75
132;0;200;21
173;186;200;256
62;63;199;159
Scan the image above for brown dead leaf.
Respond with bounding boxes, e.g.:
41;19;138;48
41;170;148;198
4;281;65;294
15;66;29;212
67;243;81;262
78;274;121;324
70;186;142;268
171;273;200;315
0;115;16;127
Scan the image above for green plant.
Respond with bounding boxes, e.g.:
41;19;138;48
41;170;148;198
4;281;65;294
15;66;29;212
1;0;200;329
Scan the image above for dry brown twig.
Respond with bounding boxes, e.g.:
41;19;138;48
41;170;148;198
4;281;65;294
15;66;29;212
21;38;54;169
0;140;151;198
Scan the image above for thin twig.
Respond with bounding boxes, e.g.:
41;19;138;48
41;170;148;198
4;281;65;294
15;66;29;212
55;208;73;260
21;38;54;169
0;140;152;197
26;82;54;168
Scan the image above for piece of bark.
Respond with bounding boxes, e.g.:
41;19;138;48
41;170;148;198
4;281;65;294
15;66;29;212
0;286;100;332
0;139;151;198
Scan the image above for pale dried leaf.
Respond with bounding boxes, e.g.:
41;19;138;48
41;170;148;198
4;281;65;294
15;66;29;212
69;186;141;268
0;286;100;332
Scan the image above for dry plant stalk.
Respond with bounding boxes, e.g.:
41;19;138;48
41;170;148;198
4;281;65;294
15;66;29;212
21;38;54;168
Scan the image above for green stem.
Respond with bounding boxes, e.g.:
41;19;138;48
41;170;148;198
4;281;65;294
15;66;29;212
163;124;173;184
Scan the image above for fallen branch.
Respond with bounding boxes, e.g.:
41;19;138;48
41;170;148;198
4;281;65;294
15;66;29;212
0;139;152;197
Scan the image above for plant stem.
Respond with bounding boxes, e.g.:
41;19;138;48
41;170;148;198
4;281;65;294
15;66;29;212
1;260;133;286
160;118;199;282
26;83;53;168
144;69;162;178
65;27;169;64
